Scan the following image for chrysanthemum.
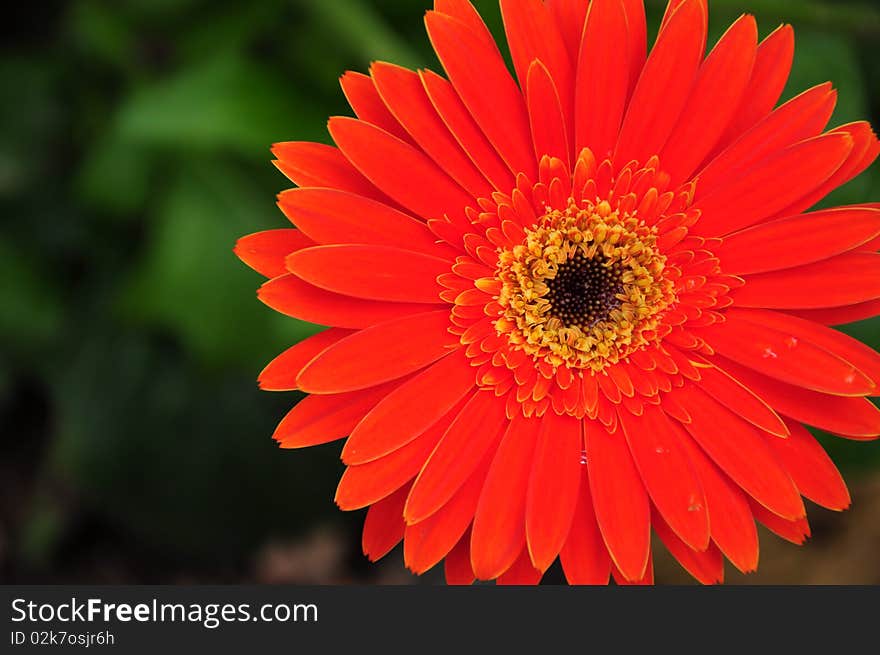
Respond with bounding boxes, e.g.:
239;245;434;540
235;0;880;585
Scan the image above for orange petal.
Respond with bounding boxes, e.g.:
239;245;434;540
286;245;449;304
328;116;473;222
259;328;354;392
786;299;880;326
678;384;805;520
619;405;710;551
725;308;880;389
764;418;850;512
362;485;408;562
715;356;880;440
403;440;497;574
693;132;854;237
497;548;544;585
404;391;508;524
371;62;493;198
749;498;811;545
693;358;788;438
715;206;880;275
526;60;569;167
614;0;707;168
297;310;457;394
525;412;582;572
258;274;436;329
695;83;836;198
700;309;875;396
585;419;651;582
675;423;759;574
732;252;880;310
574;0;630;160
444;529;475;585
501;0;574;145
425;10;535;178
713;24;795;153
652;508;724;585
559;467;612;585
271;141;391;204
339;71;413;145
277;188;451;256
343;349;476;465
335;405;455;510
420;69;515;191
661;14;758;185
235;229;315;279
272;380;403;449
471;414;540;580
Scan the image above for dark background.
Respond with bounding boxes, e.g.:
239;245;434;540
1;0;879;585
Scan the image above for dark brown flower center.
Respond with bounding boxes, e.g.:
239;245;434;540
546;252;624;330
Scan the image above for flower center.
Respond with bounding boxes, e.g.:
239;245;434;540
495;199;675;372
545;251;624;330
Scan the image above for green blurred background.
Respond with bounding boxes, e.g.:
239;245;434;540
1;0;879;584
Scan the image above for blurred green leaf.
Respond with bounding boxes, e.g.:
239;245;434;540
118;160;319;368
115;53;325;153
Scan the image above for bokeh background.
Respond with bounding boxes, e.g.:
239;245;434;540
2;0;879;585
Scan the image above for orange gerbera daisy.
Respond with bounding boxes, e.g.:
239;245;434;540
235;0;880;585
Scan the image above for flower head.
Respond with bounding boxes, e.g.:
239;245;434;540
236;0;880;584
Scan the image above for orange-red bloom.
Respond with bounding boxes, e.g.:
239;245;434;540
236;0;880;585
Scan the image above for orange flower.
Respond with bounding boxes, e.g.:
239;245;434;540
235;0;880;585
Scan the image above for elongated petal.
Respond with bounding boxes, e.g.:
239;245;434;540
620;405;710;551
273;381;401;449
714;24;795;152
286;245;448;304
733;252;880;310
335;405;455;510
675;426;759;574
559;467;612;585
371;62;493;198
546;0;589;62
526;60;569;166
716;356;880;440
297;311;457;394
278;188;450;256
419;69;515;191
259;274;436;329
497;548;544;585
700;310;875;396
621;0;647;96
653;508;724;585
403;447;494;574
525;412;582;572
328;116;473;221
405;391;508;524
362;485;408;561
696;83;836;198
765;419;850;511
750;499;811;545
677;384;805;520
694;359;789;437
259;328;354;391
716;207;880;275
725;308;880;388
272;142;390;203
661;14;757;185
343;349;476;464
340;71;412;144
426;10;535;177
235;229;314;279
614;0;706;168
574;0;630;159
693;133;854;237
444;529;475;585
788;299;880;327
585;420;651;581
471;414;540;580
